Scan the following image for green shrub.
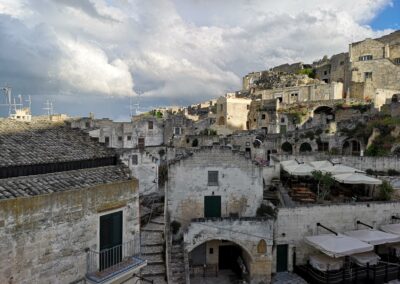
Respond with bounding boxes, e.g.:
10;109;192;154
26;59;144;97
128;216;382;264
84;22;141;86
388;169;400;176
256;204;277;218
378;181;394;201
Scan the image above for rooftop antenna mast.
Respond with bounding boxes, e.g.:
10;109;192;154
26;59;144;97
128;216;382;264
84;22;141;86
1;86;13;116
43;99;54;116
131;89;143;116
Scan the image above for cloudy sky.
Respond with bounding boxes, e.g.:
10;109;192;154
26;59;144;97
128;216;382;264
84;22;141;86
0;0;399;119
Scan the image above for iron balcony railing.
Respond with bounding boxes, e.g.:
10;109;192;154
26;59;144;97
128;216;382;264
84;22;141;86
86;239;146;283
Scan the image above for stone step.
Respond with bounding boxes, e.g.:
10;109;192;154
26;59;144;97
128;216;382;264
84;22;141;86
151;215;165;224
141;263;166;276
143;275;167;284
141;231;163;245
141;245;163;255
142;222;164;232
145;253;164;264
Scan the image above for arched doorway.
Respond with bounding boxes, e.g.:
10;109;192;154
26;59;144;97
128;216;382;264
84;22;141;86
299;142;312;153
342;139;361;156
281;142;293;154
218;116;225;125
313;106;335;125
189;239;252;283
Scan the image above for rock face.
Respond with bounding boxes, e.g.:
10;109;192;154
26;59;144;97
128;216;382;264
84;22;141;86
255;72;316;90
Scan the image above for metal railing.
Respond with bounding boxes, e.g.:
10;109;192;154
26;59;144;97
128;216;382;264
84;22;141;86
86;239;141;276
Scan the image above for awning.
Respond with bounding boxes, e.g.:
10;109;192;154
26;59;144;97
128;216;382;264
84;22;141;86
350;251;380;266
333;173;382;185
280;160;300;168
283;163;315;176
381;223;400;235
321;164;365;175
305;234;374;258
309;254;344;271
344;229;400;245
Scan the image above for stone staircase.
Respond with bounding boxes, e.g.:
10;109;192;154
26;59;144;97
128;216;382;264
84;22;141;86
169;241;186;284
140;215;167;284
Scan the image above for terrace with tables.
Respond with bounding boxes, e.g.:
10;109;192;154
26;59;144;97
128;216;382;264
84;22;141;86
278;159;383;205
295;220;400;284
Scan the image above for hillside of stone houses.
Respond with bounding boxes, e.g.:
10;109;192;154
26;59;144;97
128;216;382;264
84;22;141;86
2;29;400;284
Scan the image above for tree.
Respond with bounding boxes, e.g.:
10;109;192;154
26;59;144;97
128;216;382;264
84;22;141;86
379;181;394;201
312;170;334;202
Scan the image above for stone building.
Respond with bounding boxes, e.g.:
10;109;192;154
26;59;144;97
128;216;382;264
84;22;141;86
69;115;164;149
215;93;252;131
166;146;273;283
271;62;307;74
348;31;400;108
0;118;144;284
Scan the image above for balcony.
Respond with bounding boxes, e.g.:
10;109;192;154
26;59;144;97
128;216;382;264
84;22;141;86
86;239;147;284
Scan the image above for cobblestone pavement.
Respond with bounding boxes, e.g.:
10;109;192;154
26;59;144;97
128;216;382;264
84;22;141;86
272;272;308;284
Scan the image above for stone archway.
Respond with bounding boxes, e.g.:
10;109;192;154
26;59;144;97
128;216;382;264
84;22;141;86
281;142;293;154
299;142;312;153
312;105;335;125
342;139;361;156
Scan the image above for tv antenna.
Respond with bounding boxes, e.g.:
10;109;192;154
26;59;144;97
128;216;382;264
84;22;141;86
43;99;54;116
130;89;143;117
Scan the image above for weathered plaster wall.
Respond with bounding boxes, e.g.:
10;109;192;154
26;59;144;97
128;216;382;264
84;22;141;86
167;148;263;228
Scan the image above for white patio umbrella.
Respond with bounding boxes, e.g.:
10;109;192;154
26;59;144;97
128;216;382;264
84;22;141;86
381;223;400;235
280;160;300;168
283;163;315;176
344;229;400;245
309;160;333;169
305;233;374;258
333;173;382;185
321;164;365;175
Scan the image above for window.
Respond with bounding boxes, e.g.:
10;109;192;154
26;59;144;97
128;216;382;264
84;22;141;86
209;248;214;254
85;122;90;128
323;70;328;75
247;104;250;110
395;58;400;65
127;135;132;141
220;104;223;111
208;171;218;186
105;136;110;145
138;137;145;149
364;72;372;80
174;127;181;135
148;121;153;130
131;154;138;165
291;93;298;97
118;136;122;142
280;117;285;123
359;55;373;61
261;114;266;120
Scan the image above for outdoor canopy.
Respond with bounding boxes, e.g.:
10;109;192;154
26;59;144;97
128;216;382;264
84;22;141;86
305;233;374;258
333;173;382;185
381;223;400;235
282;163;315;176
343;229;400;245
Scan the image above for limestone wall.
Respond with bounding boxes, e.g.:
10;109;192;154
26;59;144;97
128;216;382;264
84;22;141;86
0;180;140;284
